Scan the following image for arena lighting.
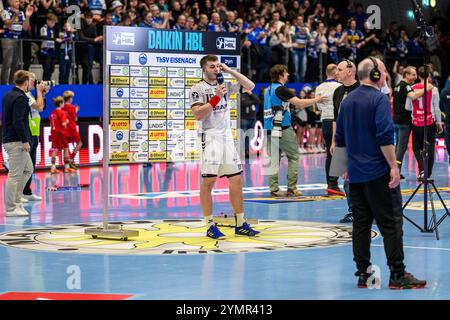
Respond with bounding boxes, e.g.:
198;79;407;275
407;10;415;19
422;0;429;7
430;0;436;8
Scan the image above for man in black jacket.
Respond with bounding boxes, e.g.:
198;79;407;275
1;70;34;216
79;11;101;84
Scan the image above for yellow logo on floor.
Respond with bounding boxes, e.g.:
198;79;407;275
0;220;378;255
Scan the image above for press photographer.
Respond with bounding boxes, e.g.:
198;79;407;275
264;64;325;197
21;77;53;202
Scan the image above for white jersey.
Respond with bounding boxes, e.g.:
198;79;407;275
189;79;241;137
315;80;341;121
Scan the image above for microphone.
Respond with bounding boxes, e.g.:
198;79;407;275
217;73;224;85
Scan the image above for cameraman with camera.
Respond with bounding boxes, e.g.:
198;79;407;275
264;64;325;197
21;75;51;202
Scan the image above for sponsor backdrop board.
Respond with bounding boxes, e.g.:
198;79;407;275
105;26;241;163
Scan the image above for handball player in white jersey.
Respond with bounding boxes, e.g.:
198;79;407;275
190;54;259;239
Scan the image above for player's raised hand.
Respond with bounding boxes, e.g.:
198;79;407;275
215;84;227;99
218;63;231;73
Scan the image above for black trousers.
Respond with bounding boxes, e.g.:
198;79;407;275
322;120;338;187
41;55;56;81
350;173;406;275
23;135;38;195
412;124;436;177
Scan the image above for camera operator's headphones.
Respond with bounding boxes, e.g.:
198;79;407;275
368;56;381;82
344;59;353;69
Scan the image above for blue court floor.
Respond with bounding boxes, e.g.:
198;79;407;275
1;147;450;300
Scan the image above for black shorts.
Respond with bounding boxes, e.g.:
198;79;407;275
307;113;317;126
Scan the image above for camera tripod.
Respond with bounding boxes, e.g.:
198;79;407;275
402;1;450;240
402;176;450;240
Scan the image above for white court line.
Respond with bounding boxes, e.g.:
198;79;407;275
373;244;450;251
109;183;331;200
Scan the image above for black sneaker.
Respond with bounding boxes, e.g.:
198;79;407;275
340;212;353;223
389;272;426;290
357;272;372;288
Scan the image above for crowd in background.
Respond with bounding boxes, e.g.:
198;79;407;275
0;0;449;86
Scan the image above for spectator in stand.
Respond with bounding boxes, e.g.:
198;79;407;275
110;0;123;24
266;11;284;33
120;10;137;26
350;3;368;31
359;20;381;61
327;26;340;64
138;10;153;28
188;1;200;21
36;0;58;30
79;11;100;84
19;0;35;72
39;13;57;81
1;0;33;84
172;14;186;30
200;0;213;17
215;0;228;21
222;11;238;33
335;23;347;62
207;12;224;32
185;16;196;30
196;13;208;31
87;0;105;16
305;22;320;83
150;4;169;28
317;21;328;79
269;23;293;67
57;20;76;84
170;1;182;22
235;17;247;33
397;28;410;64
286;0;301;22
302;0;313;17
127;0;141;17
292;15;309;83
344;17;364;62
156;0;168;12
324;6;339;27
407;31;424;67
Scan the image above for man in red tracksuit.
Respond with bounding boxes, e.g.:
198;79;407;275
62;90;82;169
50;96;76;173
405;66;443;179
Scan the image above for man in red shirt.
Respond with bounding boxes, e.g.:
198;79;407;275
49;96;76;173
62;90;82;169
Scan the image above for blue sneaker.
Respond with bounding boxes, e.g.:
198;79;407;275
235;222;260;236
206;224;226;240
